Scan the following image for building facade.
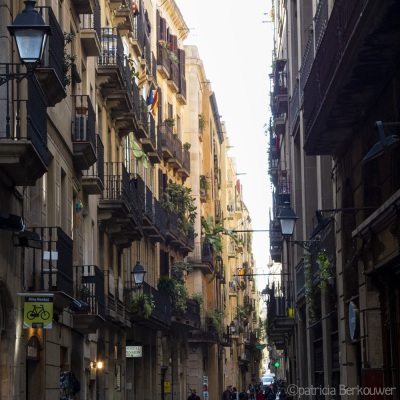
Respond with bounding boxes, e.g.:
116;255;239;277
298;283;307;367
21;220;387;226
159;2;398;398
267;0;400;398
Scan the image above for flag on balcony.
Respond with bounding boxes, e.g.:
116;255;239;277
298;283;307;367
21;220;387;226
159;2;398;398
146;83;154;106
151;89;159;116
137;70;147;89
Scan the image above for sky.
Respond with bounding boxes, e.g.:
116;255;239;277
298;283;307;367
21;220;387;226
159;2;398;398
176;0;274;288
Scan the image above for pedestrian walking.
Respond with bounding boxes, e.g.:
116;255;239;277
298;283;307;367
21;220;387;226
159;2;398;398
222;385;233;400
188;389;201;400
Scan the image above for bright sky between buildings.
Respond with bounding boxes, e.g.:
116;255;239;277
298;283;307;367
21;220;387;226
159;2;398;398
177;0;275;289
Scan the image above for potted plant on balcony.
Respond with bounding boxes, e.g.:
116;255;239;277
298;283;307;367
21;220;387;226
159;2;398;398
161;182;197;236
63;32;77;87
130;292;155;319
198;114;206;132
199;175;209;197
183;142;191;151
157;269;189;315
164;117;175;127
205;308;225;335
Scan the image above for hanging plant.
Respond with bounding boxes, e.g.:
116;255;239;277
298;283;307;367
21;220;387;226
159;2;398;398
205;308;225;335
160;183;197;236
63;32;76;87
157;275;188;315
130;292;155;319
198;114;206;131
303;253;315;323
171;261;192;283
317;249;331;293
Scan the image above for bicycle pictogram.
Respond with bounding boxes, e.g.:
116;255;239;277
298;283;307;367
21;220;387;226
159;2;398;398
27;304;50;320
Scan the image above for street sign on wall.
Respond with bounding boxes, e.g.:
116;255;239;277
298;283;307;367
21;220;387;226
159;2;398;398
126;346;142;358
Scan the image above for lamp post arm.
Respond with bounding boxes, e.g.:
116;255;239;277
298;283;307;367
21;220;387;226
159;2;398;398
0;72;29;86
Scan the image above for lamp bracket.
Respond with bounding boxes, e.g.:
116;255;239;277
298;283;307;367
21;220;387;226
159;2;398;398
290;240;320;253
0;72;29;86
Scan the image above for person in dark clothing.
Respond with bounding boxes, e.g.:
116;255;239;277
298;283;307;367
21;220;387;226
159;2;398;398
239;388;247;400
222;385;233;400
188;389;201;400
264;388;275;400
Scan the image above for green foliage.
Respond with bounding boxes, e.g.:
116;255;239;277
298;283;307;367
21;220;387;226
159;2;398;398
205;308;225;335
63;32;76;86
191;292;203;306
198;114;206;131
317;249;331;293
304;253;315;323
130;292;155;319
157;275;188;315
200;175;210;193
161;183;197;236
171;261;192;283
201;216;238;254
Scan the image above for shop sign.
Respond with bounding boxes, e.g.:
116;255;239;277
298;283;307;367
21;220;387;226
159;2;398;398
23;296;53;329
126;345;142;358
164;380;171;393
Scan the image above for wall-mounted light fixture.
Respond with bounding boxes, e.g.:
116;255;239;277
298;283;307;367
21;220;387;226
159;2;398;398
362;121;400;165
1;0;51;86
90;360;103;369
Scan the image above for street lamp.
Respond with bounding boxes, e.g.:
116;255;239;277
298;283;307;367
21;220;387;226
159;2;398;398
132;260;146;287
277;202;298;318
1;0;51;85
277;202;298;237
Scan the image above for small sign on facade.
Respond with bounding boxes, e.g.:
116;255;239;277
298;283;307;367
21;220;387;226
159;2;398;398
164;380;171;393
126;345;142;358
23;295;53;329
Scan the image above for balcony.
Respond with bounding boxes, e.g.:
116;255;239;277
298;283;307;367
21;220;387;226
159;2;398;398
151;198;167;242
98;162;138;248
130;282;172;329
177;147;190;180
142;126;162;164
167;59;179;93
71;0;94;14
27;227;74;311
168;135;183;170
97;28;126;97
82;135;104;195
303;0;400;155
188;329;219;345
159;123;174;159
72;265;105;334
131;11;145;57
136;97;151;139
80;2;101;57
140;117;157;153
275;87;288;115
156;41;171;79
113;0;138;35
35;7;66;106
274;115;285;136
187;242;213;274
172;298;201;329
72;95;97;170
141;185;166;241
176;49;187;105
0;68;48;186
